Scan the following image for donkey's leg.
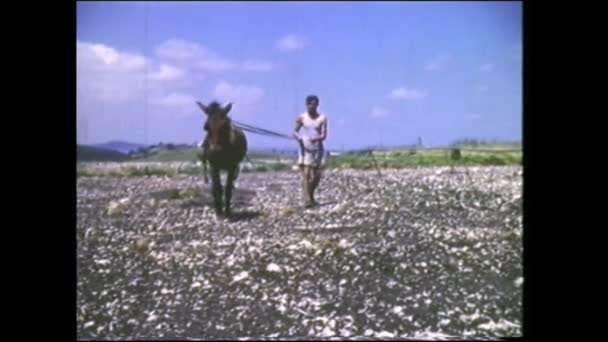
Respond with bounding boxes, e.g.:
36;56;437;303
202;150;209;184
210;166;223;217
202;156;209;184
225;166;237;217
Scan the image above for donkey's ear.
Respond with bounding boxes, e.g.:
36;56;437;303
196;101;208;115
223;103;233;116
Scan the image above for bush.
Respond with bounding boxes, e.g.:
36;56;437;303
480;155;507;166
267;163;290;172
179;166;204;175
77;170;94;178
125;167;174;177
450;148;462;161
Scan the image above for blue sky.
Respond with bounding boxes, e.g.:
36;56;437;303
77;1;522;149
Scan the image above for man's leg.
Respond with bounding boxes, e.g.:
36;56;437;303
310;166;322;204
305;166;316;207
310;150;324;204
301;165;311;206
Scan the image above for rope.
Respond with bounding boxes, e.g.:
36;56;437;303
232;121;292;139
231;120;295;140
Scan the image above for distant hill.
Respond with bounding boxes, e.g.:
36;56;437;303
77;145;131;162
91;141;147;154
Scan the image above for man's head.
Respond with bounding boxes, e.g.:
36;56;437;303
197;101;232;152
306;95;319;113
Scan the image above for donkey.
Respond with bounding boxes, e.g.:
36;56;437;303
197;101;247;218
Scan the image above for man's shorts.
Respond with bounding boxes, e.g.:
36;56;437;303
298;146;326;168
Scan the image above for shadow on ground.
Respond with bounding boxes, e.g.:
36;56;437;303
227;210;263;222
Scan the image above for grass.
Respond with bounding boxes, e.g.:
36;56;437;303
242;163;291;173
76;161;293;178
327;147;522;169
133;148;203;162
124;166;175;177
449;138;521;148
77;165;188;178
132;148;291;163
77;143;521;178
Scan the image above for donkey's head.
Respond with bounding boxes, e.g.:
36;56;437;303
198;101;233;153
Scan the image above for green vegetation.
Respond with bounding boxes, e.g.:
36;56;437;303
327;146;522;169
242;163;291;173
77;145;131;162
77;165;202;178
131;148;288;162
449;138;521;148
134;149;203;162
77;140;522;178
76;162;293;179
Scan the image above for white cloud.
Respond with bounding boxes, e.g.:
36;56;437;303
149;64;185;81
196;58;235;72
480;63;495;72
77;40;148;102
77;38;274;142
426;54;451;71
156;39;274;73
241;60;273;72
213;82;264;105
370;106;389;118
388;87;426;100
78;38;274;107
150;93;199;118
156;39;236;72
277;34;307;51
156;39;213;62
151;92;195;107
77;40;188;103
84;43;146;72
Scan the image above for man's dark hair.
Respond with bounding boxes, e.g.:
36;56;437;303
306;95;319;104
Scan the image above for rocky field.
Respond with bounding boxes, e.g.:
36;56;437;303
77;165;523;340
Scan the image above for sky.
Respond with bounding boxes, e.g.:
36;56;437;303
77;1;522;149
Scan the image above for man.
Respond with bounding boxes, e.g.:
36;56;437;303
293;95;329;208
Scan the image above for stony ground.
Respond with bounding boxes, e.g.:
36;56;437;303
77;166;523;340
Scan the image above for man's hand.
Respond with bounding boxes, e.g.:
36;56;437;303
309;137;323;143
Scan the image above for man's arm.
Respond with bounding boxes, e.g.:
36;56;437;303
293;116;303;140
312;117;328;143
